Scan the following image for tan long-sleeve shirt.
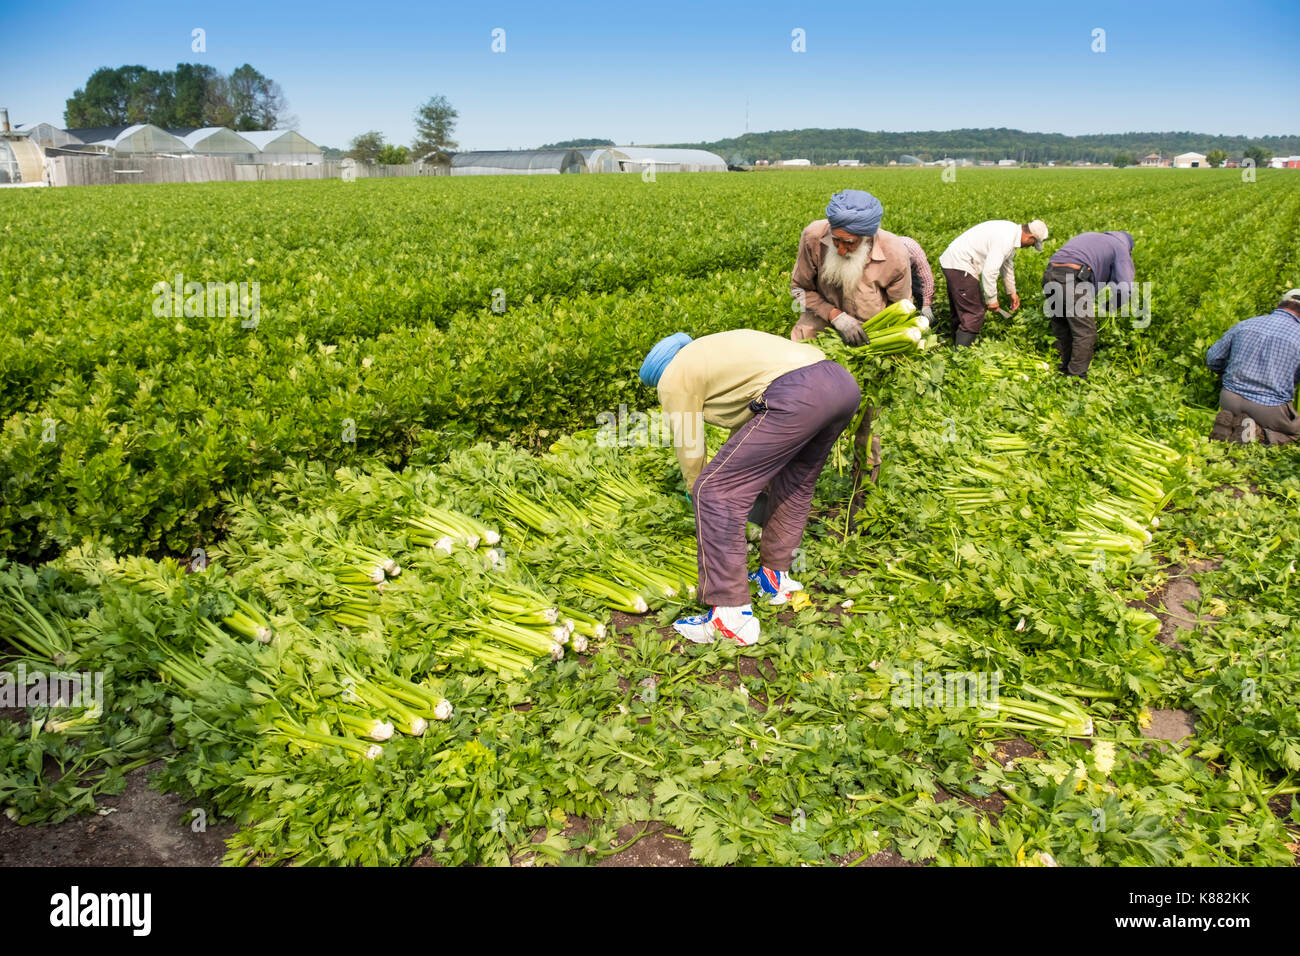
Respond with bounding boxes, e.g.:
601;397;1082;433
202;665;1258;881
790;221;913;322
657;330;825;491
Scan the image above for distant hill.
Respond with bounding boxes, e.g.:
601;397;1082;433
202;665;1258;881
655;128;1300;165
539;138;615;148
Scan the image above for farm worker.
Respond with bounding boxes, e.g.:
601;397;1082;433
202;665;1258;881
1041;231;1136;379
638;330;861;646
939;219;1048;346
788;189;912;345
1206;289;1300;446
896;234;936;322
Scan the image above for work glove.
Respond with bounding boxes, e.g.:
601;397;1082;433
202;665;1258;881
921;305;934;322
831;313;868;346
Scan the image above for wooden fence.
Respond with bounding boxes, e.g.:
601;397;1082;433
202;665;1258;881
46;156;444;187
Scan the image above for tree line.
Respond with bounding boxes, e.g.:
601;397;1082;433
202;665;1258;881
664;127;1300;166
64;63;292;131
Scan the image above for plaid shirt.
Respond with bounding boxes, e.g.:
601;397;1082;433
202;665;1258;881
897;235;934;307
1206;307;1300;407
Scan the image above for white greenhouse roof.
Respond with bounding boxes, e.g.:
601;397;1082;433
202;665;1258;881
614;146;726;168
239;130;320;152
178;128;258;151
97;125;190;152
451;149;586;174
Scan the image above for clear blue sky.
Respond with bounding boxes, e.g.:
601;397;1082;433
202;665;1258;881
2;0;1296;149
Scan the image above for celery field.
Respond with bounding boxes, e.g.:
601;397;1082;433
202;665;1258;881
1;169;1298;866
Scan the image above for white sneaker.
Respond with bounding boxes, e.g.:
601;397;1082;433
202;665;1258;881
672;605;761;646
749;567;804;606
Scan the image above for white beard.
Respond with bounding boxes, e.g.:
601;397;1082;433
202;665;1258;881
819;234;873;315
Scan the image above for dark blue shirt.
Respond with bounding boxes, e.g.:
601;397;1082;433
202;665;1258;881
1050;231;1137;307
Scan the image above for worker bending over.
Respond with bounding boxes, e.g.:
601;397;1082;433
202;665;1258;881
940;219;1048;346
896;234;936;323
639;330;861;646
1042;230;1136;379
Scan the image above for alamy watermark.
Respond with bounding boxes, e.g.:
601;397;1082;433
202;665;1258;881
0;664;105;713
49;886;150;936
152;273;261;328
595;404;704;456
1042;274;1154;329
891;663;1000;712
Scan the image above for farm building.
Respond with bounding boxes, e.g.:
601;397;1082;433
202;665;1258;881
578;147;629;173
1173;152;1207;168
171;128;261;163
238;130;322;165
13;121;78;150
0;115;45;185
1267;156;1300;169
612;147;726;172
451;149;586;175
1140;153;1163;167
837;159;861;167
780;158;812;167
0;139;44;183
64;124;189;154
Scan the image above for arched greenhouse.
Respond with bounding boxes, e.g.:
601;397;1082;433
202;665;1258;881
450;149;586;176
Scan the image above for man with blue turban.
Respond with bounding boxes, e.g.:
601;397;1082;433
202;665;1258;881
638;329;861;646
789;189;913;345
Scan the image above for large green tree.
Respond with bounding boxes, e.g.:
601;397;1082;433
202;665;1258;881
346;131;387;164
411;95;458;162
65;66;166;127
1243;145;1272;168
168;63;220;128
64;63;292;130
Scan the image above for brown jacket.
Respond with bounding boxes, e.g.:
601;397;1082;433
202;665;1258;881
790;221;912;331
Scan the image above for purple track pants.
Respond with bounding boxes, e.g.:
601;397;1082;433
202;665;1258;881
692;360;861;606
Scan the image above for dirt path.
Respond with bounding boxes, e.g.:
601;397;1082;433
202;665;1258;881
0;761;235;866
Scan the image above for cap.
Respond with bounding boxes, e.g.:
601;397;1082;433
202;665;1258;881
1027;220;1049;252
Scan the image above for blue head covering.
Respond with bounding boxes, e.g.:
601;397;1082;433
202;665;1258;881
826;190;884;236
639;332;693;386
1110;230;1135;251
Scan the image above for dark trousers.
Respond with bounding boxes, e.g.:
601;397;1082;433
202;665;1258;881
1042;263;1097;376
692;361;861;606
942;268;986;334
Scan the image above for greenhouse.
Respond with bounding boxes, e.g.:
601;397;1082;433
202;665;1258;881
173;128;261;163
0;134;44;184
239;129;323;165
451;149;586;176
63;124;190;155
13;122;78;150
578;147;630;173
613;146;727;172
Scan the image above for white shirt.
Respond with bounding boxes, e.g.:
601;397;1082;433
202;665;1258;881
939;220;1023;301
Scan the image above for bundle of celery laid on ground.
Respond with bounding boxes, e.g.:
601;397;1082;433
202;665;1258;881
11;434;699;775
